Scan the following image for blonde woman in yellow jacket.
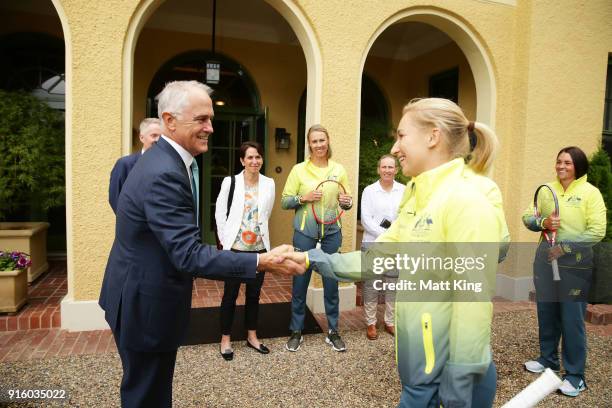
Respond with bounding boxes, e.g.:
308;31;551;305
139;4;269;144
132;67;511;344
285;98;504;407
522;146;606;397
281;124;353;352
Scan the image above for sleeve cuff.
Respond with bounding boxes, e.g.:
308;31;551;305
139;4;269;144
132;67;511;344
539;217;546;230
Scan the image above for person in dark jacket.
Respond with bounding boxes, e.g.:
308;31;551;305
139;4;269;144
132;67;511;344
108;118;161;213
99;80;304;408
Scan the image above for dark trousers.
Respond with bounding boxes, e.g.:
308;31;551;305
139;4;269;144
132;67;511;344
112;320;177;407
290;230;342;332
536;301;587;386
220;248;266;335
533;255;589;387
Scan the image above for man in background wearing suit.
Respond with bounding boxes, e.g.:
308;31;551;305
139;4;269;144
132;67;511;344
108;117;162;213
99;80;304;408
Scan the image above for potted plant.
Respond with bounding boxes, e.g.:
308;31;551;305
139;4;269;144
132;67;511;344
0;90;65;281
0;250;31;313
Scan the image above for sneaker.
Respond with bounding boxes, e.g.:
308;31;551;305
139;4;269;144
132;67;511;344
524;360;546;373
559;379;586;397
524;360;560;373
285;331;303;352
325;330;346;352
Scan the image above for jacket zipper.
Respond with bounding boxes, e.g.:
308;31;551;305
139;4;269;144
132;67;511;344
421;313;435;374
300;209;307;231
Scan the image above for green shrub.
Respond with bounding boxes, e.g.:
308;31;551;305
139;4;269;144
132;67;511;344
587;147;612;303
358;120;409;213
587;148;612;242
0;90;65;219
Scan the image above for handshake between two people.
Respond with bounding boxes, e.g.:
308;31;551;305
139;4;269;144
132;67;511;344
256;245;309;276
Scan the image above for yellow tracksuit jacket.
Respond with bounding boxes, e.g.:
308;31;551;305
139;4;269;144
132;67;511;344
307;158;501;407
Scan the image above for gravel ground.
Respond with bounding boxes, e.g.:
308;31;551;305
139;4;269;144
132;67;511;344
0;310;609;407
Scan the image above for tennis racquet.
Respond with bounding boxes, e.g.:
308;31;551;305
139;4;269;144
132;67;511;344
533;184;561;281
311;179;348;247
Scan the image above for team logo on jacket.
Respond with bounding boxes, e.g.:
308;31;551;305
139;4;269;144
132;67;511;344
566;196;582;206
413;213;434;235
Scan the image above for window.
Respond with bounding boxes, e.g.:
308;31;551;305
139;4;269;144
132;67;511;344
0;32;65;110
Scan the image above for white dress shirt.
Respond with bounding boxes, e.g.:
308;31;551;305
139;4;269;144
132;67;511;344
360;180;406;243
160;135;261;266
161;135;195;193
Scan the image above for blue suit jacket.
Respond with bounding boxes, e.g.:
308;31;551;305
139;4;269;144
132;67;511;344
109;152;140;213
99;137;257;352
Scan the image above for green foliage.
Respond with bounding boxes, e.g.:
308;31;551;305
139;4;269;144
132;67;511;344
587;148;612;303
0;90;65;219
358;120;408;204
587;148;612;242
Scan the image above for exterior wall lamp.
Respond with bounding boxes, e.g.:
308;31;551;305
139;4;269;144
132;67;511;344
275;128;291;150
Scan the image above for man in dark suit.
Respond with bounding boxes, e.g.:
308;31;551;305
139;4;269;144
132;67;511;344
99;80;303;408
108;118;162;213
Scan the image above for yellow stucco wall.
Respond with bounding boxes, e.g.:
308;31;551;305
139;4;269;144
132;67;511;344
19;0;612;301
58;0;142;300
500;0;612;278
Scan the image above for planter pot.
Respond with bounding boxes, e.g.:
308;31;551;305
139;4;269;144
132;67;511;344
0;268;28;313
0;222;50;282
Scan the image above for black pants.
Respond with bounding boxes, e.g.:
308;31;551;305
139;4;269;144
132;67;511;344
220;249;266;335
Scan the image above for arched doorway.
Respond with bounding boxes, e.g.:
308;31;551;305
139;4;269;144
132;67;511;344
129;0;317;247
361;9;495;127
0;16;67;255
147;50;266;243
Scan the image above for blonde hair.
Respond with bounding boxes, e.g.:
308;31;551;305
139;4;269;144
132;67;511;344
307;124;332;159
402;98;498;176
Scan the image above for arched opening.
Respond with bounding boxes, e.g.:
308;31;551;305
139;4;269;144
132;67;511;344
361;9;496;127
0;3;67;257
356;8;495;245
147;50;266;242
130;0;316;249
0;1;69;331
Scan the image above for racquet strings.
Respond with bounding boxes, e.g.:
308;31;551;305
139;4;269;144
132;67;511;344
314;180;343;225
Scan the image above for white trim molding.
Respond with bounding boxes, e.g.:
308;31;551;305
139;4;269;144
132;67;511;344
306;284;356;314
61;296;109;332
496;274;534;301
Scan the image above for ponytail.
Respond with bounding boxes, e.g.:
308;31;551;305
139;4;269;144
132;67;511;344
402;98;500;176
468;121;498;176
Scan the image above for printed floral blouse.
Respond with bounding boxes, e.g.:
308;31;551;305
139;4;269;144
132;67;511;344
232;184;265;251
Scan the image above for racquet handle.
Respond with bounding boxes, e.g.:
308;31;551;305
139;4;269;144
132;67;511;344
502;368;562;408
551;259;560;281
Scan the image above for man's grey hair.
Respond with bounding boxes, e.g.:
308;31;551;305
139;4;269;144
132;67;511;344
139;117;161;134
156;80;213;122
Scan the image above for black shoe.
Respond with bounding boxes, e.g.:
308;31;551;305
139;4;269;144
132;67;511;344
326;330;346;352
220;347;234;361
285;331;303;352
246;340;270;354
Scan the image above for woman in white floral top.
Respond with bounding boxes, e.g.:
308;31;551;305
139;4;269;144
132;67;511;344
215;141;275;360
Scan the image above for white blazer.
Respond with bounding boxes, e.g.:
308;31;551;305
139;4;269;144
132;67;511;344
215;171;275;251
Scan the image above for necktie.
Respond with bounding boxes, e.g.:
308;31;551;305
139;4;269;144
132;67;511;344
190;160;200;226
